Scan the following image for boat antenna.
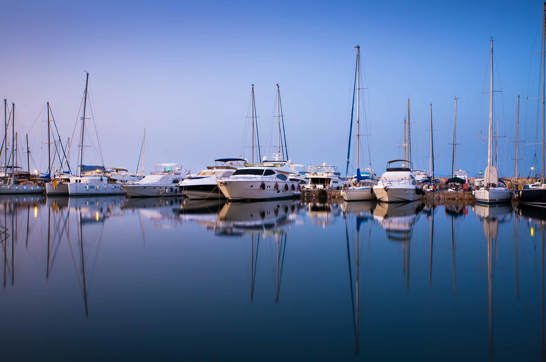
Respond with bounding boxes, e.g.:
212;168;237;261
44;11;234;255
79;72;89;177
345;46;358;177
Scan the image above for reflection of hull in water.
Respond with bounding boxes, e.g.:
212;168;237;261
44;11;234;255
46;196;69;210
69;196;124;223
373;201;423;241
307;203;341;227
473;203;512;221
177;199;226;215
341;200;376;215
516;204;546;223
0;194;45;205
218;200;299;231
122;197;183;210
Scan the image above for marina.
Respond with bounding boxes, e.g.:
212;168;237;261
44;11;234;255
3;0;546;360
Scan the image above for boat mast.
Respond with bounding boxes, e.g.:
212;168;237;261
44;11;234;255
250;84;261;163
345;46;358;177
403;117;407;161
47;102;51;177
135;128;146;175
515;95;520;179
79;72;89;177
11;103;15;184
407;98;412;165
25;133;30;176
541;3;546;182
355;46;361;171
542;2;546;180
3;99;6;176
429;103;435;180
451;97;458;177
487;38;494;178
276;85;282;159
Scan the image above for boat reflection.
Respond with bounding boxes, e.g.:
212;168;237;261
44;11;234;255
306;202;341;228
175;198;225;230
374;201;423;289
216;200;301;236
68;196;124;223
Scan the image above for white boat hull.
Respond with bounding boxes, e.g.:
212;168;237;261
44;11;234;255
217;179;299;200
341;186;375;201
45;182;69;195
181;184;224;200
373;185;422;203
68;182;124;196
123;185;182;197
0;184;44;195
473;187;511;204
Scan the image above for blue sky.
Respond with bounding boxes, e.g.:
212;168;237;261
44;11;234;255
0;0;543;176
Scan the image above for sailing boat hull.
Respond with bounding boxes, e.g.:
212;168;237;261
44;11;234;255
0;184;44;194
373;186;422;203
473;187;512;204
68;182;124;196
45;182;69;195
517;188;546;207
341;186;375;201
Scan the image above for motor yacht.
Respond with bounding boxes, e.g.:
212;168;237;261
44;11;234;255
217;160;300;201
180;158;245;199
373;160;422;203
123;163;187;198
303;164;342;190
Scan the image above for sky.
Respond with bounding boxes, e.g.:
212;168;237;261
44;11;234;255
0;0;544;177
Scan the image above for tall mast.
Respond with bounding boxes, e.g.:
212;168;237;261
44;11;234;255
429;103;435;180
276;84;282;158
487;38;494;172
407;98;412;164
542;2;546;179
47;102;51;176
11;103;15;184
355;45;361;170
540;2;546;182
251;84;256;163
451;97;458;177
135;128;146;175
345;46;359;177
25;133;30;176
3;99;6;175
79;72;89;177
515;95;520;178
403;117;408;161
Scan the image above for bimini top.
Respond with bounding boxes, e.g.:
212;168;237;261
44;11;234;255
214;157;247;163
386;159;412;172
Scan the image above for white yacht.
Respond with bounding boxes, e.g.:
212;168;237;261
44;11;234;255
180;158;245;199
303;163;342;190
46;174;71;195
473;39;511;204
217;161;300;201
373;160;422;203
341;169;376;201
123;164;187;197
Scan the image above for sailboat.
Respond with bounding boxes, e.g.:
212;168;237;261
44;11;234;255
519;3;546;207
0;101;44;194
217;84;300;201
66;73;124;196
45;101;73;195
342;45;375;201
473;39;511;204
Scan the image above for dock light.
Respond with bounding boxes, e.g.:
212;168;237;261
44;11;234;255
33;169;39;175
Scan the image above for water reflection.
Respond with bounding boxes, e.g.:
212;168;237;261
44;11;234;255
0;196;544;360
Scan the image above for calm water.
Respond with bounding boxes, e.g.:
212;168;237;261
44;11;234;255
0;195;545;361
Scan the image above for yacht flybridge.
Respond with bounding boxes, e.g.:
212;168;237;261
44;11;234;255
123;163;187;197
373;160;422;203
180;158;245;199
303;164;342;190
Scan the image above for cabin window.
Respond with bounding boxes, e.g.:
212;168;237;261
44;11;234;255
233;169;265;176
264;170;275;176
276;174;287;181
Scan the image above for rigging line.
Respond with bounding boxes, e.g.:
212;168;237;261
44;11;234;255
24;105;45;134
67;92;85;163
87;92;105;166
345;54;358;177
49;106;72;173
